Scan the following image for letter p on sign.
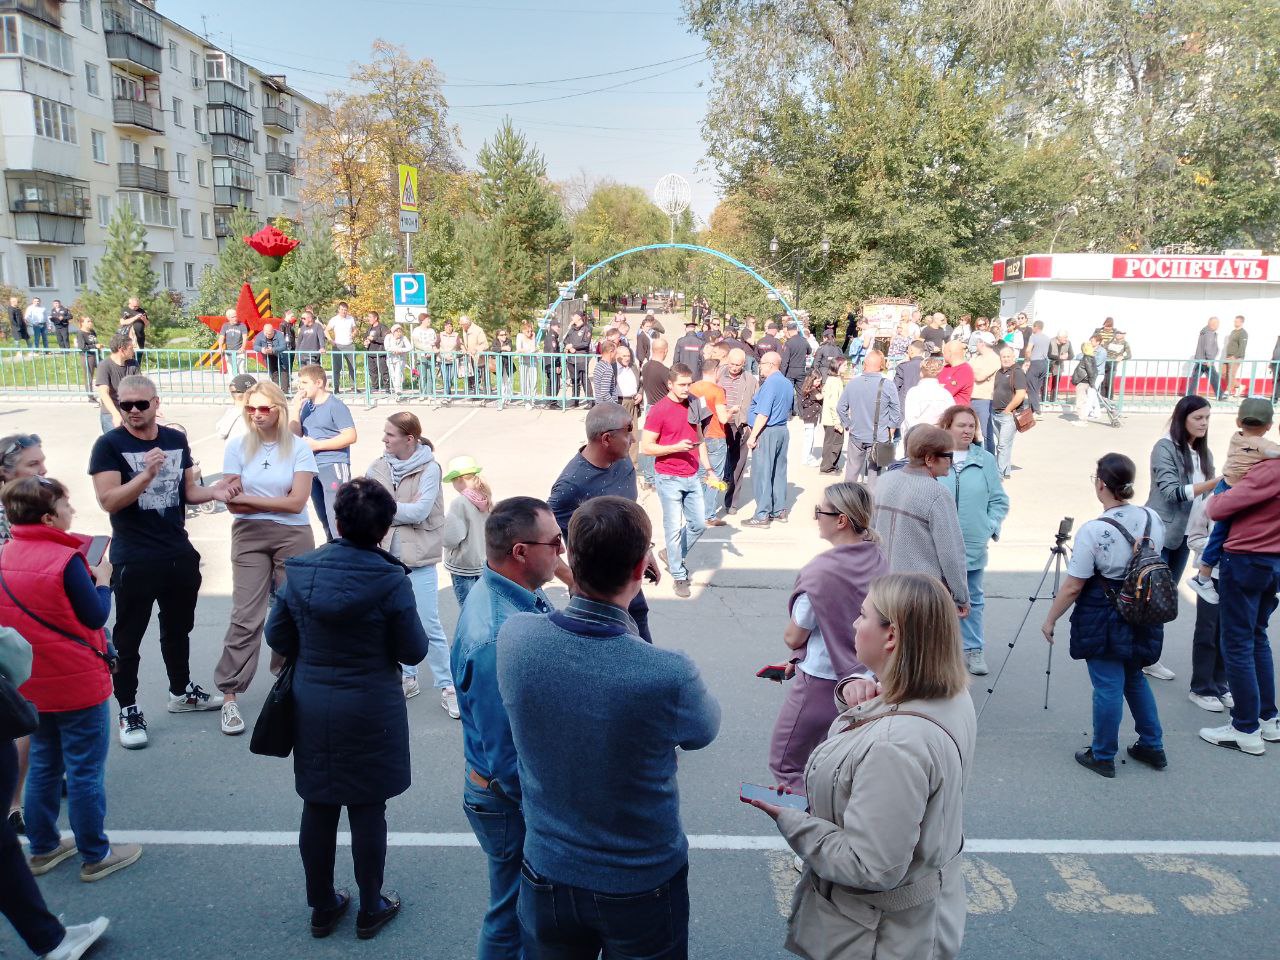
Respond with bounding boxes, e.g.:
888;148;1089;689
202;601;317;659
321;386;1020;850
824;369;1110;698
393;273;428;308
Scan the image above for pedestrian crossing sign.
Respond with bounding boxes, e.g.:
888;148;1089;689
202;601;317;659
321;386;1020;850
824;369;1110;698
398;164;418;213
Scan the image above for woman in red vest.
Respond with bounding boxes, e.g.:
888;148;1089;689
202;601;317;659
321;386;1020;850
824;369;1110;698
0;476;140;883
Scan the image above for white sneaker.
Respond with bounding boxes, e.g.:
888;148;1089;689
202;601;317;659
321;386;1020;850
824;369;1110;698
1221;691;1235;710
792;854;804;873
220;701;245;736
1261;717;1280;742
41;917;109;960
167;682;224;713
441;686;460;720
1199;722;1265;756
402;676;420;700
1142;661;1175;681
1187;575;1219;604
117;707;148;749
1188;692;1224;712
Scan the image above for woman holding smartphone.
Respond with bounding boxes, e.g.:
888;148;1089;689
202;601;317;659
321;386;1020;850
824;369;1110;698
214;381;317;737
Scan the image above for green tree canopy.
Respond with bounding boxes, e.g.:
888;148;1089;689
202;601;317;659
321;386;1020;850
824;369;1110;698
83;202;176;336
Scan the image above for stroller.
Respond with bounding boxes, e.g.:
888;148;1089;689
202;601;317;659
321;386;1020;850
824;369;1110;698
1083;386;1122;428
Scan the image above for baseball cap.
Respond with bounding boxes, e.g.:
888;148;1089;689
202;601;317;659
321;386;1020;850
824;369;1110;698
1238;397;1274;426
229;374;258;394
443;455;484;483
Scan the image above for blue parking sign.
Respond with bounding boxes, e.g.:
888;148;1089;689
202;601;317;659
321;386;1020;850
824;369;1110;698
393;273;428;308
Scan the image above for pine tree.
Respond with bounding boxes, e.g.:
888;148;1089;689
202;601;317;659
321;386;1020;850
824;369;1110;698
274;221;347;316
191;206;265;320
83;202;173;335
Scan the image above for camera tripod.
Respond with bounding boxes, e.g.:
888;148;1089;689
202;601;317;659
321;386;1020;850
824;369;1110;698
977;518;1073;721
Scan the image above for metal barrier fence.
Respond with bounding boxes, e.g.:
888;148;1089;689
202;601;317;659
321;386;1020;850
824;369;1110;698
1;347;1277;411
0;347;630;408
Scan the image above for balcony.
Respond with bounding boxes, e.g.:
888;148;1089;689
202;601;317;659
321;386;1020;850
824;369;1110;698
111;97;164;134
265;152;295;175
0;0;62;28
206;79;248;110
7;170;89;245
14;213;85;244
262;105;294;132
117;162;169;194
214;186;253;209
103;0;162;76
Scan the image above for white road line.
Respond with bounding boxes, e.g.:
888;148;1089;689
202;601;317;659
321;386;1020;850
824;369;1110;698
435;408;481;446
85;831;1280;856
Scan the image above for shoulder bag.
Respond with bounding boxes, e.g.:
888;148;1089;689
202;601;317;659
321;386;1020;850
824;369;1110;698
869;381;896;468
0;628;37;740
249;660;296;758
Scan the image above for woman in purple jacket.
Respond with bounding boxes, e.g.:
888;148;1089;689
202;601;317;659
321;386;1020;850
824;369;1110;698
766;482;888;791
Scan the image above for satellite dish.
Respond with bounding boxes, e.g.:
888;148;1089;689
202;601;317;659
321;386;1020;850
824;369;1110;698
653;174;691;217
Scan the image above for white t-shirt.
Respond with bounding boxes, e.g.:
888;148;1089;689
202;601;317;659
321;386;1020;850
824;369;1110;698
615;365;639;398
326;314;357;347
223;435;318;526
216;405;248;442
952;446;969;466
792;593;836;680
1067;505;1166;580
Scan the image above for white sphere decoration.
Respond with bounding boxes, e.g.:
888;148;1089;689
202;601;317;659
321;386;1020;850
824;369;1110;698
653;174;692;217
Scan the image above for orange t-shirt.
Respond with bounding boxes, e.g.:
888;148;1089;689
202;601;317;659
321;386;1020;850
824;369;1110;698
689;380;727;440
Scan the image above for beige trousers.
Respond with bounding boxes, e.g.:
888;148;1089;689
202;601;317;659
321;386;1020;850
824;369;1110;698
214;519;315;695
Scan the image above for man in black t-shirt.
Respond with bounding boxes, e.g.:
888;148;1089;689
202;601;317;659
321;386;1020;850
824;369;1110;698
88;374;235;749
547;403;660;643
93;332;139;434
78;317;100;402
48;299;73;349
120;297;149;357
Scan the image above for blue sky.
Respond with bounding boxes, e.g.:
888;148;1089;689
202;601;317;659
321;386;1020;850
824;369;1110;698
163;0;719;220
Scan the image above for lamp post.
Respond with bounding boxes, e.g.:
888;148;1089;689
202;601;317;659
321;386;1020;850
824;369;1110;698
769;236;830;310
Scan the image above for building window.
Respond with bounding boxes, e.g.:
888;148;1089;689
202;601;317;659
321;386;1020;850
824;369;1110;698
73;257;88;288
153;146;165;170
171;97;183;126
26;256;55;290
118;191;176;228
193;106;202;133
80;0;93;29
31;95;77;143
96;194;111;226
176;153;188;182
249;85;257;107
4;16;73;72
185;262;196;289
84;62;100;97
162;261;174;289
205;50;225;80
196;159;208;187
190;50;199;76
268;173;292;198
252;129;260;154
200;212;212;239
180;208;192;236
168;40;178;69
91;130;106;163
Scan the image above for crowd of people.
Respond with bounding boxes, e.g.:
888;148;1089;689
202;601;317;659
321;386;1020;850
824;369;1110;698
1;295;1279;960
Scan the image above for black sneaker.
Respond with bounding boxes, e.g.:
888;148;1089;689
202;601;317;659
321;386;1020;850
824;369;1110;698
1074;747;1116;779
1126;742;1168;770
356;892;401;940
7;808;24;835
311;888;351;938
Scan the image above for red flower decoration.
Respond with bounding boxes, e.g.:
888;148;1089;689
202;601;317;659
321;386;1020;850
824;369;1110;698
243;225;299;259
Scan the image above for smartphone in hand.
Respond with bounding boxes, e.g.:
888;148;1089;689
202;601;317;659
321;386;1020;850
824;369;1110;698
84;535;110;567
756;663;792;682
740;783;808;810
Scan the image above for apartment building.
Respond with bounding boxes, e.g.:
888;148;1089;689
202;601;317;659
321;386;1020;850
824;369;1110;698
0;0;321;307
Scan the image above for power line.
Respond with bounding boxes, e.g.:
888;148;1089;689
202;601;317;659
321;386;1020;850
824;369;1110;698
451;57;707;108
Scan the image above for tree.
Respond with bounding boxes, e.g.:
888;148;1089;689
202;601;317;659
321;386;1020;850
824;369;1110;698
411;171;484;319
191;206;266;320
273;220;347;316
571;182;669;298
83;202;175;337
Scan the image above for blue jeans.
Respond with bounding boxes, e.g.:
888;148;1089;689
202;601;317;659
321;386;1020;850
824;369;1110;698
751;424;789;519
638;452;657;486
992;411;1017;477
401;564;453;688
464;777;525;960
1161;539;1191;584
30;325;49;349
656;473;706;581
25;701;111;864
1085;659;1163;762
971;399;994;452
1186;360;1221;398
517;861;689;960
452;573;479;609
1200;479;1232;569
703;437;727;519
961;568;985;651
1217;552;1280;733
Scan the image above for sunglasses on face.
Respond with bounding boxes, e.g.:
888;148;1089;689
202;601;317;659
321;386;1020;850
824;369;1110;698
247;405;275;415
118;400;151;412
814;507;841;519
515;535;564;553
2;434;40;457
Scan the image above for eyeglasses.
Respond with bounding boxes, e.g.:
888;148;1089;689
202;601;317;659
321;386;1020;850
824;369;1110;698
514;536;564;552
935;452;955;461
247;405;275;415
118;400;152;412
814;507;841;519
2;434;40;457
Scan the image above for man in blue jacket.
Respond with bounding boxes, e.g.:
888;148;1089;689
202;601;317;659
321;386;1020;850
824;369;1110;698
498;496;720;958
450;497;562;960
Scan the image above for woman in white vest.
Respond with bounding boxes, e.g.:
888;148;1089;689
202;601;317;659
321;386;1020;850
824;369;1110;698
366;412;457;718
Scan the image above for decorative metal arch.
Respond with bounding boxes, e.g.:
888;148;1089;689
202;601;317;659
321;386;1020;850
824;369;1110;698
541;243;798;327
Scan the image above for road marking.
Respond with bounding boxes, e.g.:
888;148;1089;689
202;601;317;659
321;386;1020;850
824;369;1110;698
1045;855;1157;914
435;408;482;446
86;832;1280;856
1135;856;1252;916
962;857;1018;914
766;852;796;918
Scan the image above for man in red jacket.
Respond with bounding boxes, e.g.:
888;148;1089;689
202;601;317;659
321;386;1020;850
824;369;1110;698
1200;457;1280;756
938;341;974;405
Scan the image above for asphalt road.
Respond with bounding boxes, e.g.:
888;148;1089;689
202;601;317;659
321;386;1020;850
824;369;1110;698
1;394;1275;959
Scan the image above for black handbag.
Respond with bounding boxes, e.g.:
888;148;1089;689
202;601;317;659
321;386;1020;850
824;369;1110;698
0;673;39;740
869;381;896;468
249;660;296;758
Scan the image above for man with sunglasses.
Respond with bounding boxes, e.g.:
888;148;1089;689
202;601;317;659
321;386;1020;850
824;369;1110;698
547;402;661;643
450;497;560;959
89;376;238;749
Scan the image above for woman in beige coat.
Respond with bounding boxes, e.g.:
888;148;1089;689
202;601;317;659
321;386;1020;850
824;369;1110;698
746;572;976;960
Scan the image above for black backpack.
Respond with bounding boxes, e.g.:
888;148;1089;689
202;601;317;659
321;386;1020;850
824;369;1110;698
1098;512;1178;627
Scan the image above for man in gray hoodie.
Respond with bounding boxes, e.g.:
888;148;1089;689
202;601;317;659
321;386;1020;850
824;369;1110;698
1187;316;1222;399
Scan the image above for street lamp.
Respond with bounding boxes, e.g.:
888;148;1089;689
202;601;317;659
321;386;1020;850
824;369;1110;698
770;236;830;309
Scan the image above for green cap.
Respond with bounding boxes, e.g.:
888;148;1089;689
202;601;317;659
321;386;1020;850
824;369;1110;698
443;455;483;483
1238;397;1274;426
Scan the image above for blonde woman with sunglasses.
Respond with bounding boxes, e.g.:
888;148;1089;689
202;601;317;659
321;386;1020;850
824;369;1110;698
214;382;317;736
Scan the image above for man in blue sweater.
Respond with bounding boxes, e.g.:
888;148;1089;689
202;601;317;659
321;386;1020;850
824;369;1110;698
450;497;561;960
497;496;721;958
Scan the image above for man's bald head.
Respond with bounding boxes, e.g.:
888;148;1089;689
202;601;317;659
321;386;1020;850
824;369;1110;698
863;350;885;373
727;347;746;367
758;350;782;376
650;337;669;360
